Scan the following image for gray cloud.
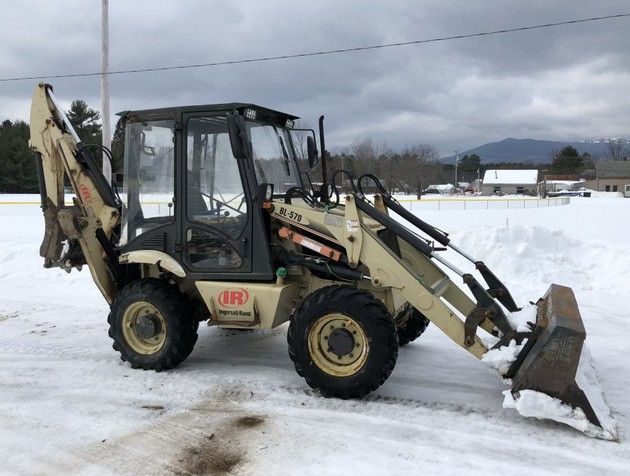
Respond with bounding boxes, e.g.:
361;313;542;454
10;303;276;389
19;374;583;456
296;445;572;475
1;1;629;154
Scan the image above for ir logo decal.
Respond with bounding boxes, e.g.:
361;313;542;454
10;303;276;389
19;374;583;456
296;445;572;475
218;288;250;308
79;185;92;201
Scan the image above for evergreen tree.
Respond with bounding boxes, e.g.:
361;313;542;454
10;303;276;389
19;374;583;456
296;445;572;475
0;99;102;193
459;153;481;181
0;120;38;193
110;116;126;172
551;146;583;174
66;100;102;144
459;154;481;172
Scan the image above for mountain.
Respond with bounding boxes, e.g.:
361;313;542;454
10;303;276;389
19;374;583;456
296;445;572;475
441;138;619;164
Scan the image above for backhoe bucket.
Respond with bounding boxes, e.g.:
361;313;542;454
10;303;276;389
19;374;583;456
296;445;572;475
505;284;617;440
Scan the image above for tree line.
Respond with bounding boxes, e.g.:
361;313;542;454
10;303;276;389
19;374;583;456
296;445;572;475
1;101;626;194
0;100;104;193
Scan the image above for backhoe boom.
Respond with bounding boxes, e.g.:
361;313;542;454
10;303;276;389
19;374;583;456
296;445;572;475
28;83;120;303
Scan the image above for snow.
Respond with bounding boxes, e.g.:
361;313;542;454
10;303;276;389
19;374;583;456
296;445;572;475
506;304;538;332
483;169;539;184
479;300;616;440
1;194;630;474
481;339;526;375
503;344;618;441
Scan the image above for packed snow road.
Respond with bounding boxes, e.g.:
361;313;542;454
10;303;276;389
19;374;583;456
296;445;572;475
1;194;629;475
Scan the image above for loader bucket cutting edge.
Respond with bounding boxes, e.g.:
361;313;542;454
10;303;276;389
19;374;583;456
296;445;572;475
507;284;617;440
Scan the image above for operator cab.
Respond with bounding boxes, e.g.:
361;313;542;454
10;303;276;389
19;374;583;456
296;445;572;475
118;103;305;281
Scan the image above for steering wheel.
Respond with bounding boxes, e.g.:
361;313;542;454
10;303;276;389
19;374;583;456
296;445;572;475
211;189;245;215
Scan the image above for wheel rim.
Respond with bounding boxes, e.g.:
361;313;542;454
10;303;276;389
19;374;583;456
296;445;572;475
308;313;369;377
122;301;167;355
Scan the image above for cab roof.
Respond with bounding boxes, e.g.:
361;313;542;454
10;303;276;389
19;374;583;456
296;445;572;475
117;103;299;124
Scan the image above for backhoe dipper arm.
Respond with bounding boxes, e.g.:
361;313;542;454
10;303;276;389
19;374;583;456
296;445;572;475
28;83;120;303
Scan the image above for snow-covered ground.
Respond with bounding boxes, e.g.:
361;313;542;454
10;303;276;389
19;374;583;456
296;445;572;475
1;193;629;475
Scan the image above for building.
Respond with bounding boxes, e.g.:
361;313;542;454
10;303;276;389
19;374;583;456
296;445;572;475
583;160;630;197
481;169;539;195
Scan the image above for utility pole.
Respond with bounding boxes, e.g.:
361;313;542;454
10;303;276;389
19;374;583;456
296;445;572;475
453;150;459;192
101;0;111;184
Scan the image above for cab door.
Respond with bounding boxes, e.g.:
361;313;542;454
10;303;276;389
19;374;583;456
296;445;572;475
181;113;272;280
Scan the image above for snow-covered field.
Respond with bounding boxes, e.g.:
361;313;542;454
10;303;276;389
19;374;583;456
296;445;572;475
1;193;629;475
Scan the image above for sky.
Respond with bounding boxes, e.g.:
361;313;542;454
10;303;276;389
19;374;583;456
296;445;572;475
0;1;629;155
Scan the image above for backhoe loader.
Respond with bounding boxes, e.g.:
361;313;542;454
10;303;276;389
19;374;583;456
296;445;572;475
28;83;616;439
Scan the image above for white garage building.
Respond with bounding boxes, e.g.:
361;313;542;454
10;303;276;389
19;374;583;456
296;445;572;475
481;169;539;196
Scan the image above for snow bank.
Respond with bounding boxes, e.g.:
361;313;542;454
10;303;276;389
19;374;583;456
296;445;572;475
451;225;630;301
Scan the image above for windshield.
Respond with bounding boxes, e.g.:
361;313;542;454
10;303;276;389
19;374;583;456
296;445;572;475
247;123;301;194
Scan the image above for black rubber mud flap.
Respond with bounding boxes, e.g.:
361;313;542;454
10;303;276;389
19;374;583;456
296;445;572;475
510;284;601;427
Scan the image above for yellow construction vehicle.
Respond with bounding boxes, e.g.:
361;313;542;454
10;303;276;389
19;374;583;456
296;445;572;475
28;83;616;439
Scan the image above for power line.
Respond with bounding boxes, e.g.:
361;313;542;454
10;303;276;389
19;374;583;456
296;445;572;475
1;12;629;83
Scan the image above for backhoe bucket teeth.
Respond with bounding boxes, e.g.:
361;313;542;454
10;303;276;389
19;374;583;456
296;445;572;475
507;284;617;439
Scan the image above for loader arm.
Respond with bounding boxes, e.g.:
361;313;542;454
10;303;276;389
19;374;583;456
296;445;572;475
272;197;492;357
271;190;616;439
28;83;121;303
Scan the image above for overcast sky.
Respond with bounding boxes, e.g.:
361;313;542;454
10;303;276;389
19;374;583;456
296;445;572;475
1;1;629;155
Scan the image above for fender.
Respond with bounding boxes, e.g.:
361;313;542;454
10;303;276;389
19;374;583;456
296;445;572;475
119;250;186;278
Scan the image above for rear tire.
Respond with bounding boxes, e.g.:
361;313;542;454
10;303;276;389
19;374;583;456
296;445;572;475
394;303;430;346
108;278;198;371
288;285;398;398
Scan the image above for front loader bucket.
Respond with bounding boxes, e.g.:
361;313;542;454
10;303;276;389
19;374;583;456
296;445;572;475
505;284;617;440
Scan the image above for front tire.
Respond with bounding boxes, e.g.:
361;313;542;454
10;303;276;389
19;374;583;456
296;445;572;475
288;285;398;398
108;278;198;371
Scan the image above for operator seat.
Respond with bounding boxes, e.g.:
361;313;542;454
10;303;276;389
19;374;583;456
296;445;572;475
187;171;208;216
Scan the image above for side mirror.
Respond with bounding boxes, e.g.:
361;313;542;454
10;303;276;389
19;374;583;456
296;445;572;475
307;135;318;169
227;114;251;159
140;131;156;156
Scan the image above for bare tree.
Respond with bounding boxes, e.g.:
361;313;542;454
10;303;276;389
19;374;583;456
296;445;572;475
328;138;441;196
350;138;380;181
607;139;626;160
396;144;440;197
